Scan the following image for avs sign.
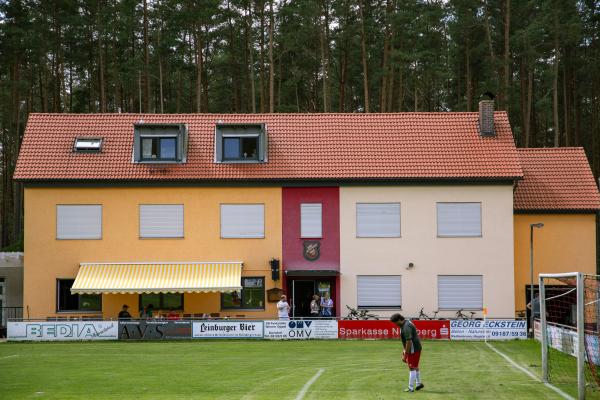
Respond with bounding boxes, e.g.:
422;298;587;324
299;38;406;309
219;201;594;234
450;319;527;340
118;320;192;340
8;321;118;341
263;320;338;340
192;321;263;338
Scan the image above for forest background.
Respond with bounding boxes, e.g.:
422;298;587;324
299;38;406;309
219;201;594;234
1;0;599;252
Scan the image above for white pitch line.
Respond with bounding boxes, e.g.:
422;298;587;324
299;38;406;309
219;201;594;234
295;368;325;400
0;355;19;360
485;342;573;400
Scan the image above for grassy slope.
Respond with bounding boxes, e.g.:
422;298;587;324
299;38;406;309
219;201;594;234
0;340;590;400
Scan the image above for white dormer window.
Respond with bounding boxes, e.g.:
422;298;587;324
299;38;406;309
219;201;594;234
133;124;188;163
74;137;103;152
215;124;267;163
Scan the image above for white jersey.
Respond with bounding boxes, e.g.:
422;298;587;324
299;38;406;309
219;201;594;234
277;300;290;319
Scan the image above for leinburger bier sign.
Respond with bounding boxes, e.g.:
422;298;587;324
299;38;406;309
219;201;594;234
192;321;264;338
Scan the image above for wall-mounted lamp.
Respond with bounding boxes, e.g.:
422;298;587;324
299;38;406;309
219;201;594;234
269;258;280;281
406;262;415;270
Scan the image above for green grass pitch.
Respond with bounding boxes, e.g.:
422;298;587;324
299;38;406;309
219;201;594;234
0;340;596;399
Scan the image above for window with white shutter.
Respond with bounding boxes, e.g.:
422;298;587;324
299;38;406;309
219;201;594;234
357;275;402;309
437;202;482;237
438;275;483;310
356;203;401;238
139;205;184;238
56;205;102;240
221;204;265;238
300;203;322;238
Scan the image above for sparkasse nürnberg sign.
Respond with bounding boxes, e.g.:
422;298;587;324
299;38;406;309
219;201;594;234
192;321;264;338
450;319;527;340
8;321;118;341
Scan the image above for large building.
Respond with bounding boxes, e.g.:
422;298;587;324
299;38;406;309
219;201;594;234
15;103;593;320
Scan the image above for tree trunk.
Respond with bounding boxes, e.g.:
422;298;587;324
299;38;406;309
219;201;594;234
563;61;569;146
359;0;370;113
553;14;560;147
142;0;150;113
502;0;510;110
247;2;256;113
259;1;266;113
320;22;328;112
466;37;472;112
98;15;107;113
525;68;533;147
484;1;496;78
397;67;404;112
519;59;527;146
195;27;203;113
268;0;274;113
380;0;394;112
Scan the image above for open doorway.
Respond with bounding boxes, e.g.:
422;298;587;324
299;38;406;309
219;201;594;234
291;280;314;318
287;278;335;318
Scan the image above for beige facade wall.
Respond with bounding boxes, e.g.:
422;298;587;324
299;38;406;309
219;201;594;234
340;185;515;319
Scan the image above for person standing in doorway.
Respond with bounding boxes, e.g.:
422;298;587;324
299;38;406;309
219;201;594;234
277;295;290;320
320;293;333;318
310;295;320;318
390;313;424;393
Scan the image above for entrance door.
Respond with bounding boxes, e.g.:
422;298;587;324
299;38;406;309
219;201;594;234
291;280;314;318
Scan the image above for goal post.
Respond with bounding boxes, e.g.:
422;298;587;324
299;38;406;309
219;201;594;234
539;272;600;400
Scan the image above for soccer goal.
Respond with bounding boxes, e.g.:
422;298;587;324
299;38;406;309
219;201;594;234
538;273;600;399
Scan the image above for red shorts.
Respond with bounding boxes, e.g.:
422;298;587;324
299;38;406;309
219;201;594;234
405;351;421;369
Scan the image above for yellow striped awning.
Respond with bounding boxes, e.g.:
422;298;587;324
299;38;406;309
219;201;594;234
71;262;243;294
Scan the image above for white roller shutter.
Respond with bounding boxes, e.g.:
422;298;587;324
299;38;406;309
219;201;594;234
437;202;481;237
357;275;402;308
301;203;322;238
139;205;184;238
57;205;102;239
438;275;483;310
356;203;401;237
221;204;265;238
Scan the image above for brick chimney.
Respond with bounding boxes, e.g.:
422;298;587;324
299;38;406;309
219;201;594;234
478;99;495;137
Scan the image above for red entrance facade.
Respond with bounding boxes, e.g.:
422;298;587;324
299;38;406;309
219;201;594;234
282;187;340;317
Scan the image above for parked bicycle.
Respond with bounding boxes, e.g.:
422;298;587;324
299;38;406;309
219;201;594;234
344;306;379;320
455;309;476;319
417;307;440;320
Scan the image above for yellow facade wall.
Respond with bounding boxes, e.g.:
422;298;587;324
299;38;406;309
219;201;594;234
514;213;597;312
23;187;282;319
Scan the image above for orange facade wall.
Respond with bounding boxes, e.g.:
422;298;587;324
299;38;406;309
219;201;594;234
23;187;282;319
514;213;597;312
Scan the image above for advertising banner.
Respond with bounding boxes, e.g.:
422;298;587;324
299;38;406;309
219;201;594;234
192;321;264;339
118;320;192;340
338;320;450;340
8;321;118;341
534;320;599;365
414;320;450;340
263;320;338;340
450;319;527;340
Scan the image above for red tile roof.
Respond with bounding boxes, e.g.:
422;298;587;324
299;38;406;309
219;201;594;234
514;148;600;211
14;112;523;181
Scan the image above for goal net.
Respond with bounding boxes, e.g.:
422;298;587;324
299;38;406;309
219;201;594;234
538;273;600;399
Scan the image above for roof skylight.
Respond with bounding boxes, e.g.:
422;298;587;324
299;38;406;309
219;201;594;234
74;137;103;152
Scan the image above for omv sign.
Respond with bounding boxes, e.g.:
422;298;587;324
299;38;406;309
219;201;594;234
287;320;313;338
288;320;312;329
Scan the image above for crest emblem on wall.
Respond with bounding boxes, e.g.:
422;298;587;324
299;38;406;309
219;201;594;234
303;240;321;261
